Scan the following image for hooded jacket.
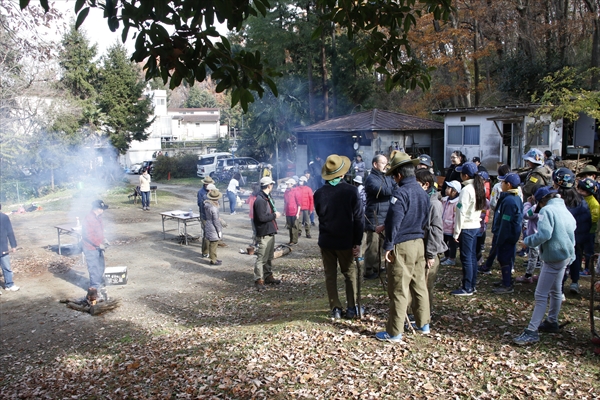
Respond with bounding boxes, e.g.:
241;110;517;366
492;190;523;246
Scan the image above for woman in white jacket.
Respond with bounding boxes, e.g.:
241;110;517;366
451;162;487;296
139;168;151;210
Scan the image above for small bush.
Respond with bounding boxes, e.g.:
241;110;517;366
153;154;197;180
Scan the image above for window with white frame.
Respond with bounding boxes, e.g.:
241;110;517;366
447;125;480;145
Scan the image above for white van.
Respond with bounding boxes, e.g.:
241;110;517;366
196;152;233;178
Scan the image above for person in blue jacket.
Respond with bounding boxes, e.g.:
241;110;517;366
489;173;523;294
514;186;576;346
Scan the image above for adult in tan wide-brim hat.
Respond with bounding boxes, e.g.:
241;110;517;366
207;189;222;201
202;176;215;185
385;151;419;176
576;165;598;178
321;154;351;181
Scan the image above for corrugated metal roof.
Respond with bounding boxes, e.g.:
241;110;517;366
294;109;443;132
432;104;541;115
177;115;220;123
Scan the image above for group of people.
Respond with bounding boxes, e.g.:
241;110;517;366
6;146;598;350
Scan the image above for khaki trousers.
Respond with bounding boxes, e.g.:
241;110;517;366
364;230;384;275
254;235;275;281
201;220;209;255
320;247;357;310
408;254;440;314
208;241;219;263
386;239;429;336
300;210;311;236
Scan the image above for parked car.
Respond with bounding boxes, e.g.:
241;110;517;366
139;160;155;174
196;152;233;178
129;163;142;174
217;157;260;172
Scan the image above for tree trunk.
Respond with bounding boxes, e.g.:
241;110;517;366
584;0;600;89
306;2;315;121
320;29;329;120
474;20;480;106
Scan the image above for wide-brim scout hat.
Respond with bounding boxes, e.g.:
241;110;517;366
321;154;351;181
576;165;598;177
207;189;222;200
92;199;109;210
202;176;215;184
385;151;419;176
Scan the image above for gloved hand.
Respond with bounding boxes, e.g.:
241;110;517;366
218;231;222;239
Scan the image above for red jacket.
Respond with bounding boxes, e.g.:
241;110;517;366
246;194;257;219
296;185;314;212
284;188;301;216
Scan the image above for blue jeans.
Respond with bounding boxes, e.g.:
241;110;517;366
227;191;236;213
141;191;150;208
0;254;15;288
459;228;479;292
84;249;105;289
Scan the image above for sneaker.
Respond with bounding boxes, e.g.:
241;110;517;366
331;307;342;319
345;305;365;319
517;249;528;257
439;257;448;263
230;211;236;215
311;222;315;226
478;266;492;275
562;293;566;302
492;286;514;294
210;260;222;265
264;275;281;285
375;331;404;343
255;279;265;291
202;254;210;258
538;319;560;333
570;282;580;294
306;235;312;238
513;329;540;346
477;257;484;267
516;275;534;284
581;269;591;277
441;258;456;266
411;323;431;335
4;285;20;291
451;288;473;296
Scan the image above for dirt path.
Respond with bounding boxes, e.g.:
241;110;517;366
0;176;308;363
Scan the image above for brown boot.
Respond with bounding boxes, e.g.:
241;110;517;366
264;275;281;285
255;279;265;291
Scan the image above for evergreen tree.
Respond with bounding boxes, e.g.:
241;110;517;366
97;44;154;153
184;86;218;108
58;24;98;101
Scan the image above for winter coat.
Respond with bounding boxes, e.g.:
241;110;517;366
0;213;17;255
424;189;448;259
296;185;314;212
453;179;482;239
441;195;459;235
253;190;278;237
567;198;591;244
442;164;462;193
383;176;429;251
203;200;223;242
521;164;552;199
522;201;540;237
284;187;301;216
197;186;210;220
314;180;363;250
583;194;600;233
524;197;576;263
491;190;523;246
364;169;395;231
139;172;151;192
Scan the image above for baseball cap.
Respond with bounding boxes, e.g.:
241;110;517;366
478;171;490;181
418;154;433;167
503;173;521;188
260;177;275;186
92;199;108;210
446;180;462;193
472;156;481;163
286;178;296;185
455;162;478;177
299;176;307;183
534;186;558;202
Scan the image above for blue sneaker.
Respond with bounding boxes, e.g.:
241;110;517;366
411;323;430;335
375;331;404;343
440;258;455;266
513;329;540;346
451;288;473;296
